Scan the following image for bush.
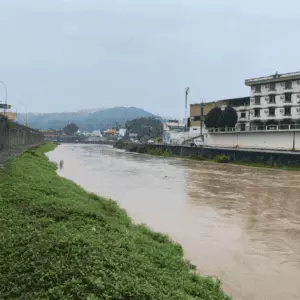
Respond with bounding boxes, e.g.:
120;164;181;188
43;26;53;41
204;107;222;128
215;155;229;163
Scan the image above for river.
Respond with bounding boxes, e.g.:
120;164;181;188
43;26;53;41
47;144;300;300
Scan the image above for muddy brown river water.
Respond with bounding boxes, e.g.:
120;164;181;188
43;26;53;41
47;144;300;300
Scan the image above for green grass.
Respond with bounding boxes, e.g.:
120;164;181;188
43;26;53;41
0;143;230;300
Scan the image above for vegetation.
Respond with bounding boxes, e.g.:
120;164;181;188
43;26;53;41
125;117;163;141
214;155;230;163
63;122;79;135
204;107;222;128
219;107;238;128
0;143;230;300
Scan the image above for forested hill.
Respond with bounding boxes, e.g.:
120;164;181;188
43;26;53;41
17;107;155;131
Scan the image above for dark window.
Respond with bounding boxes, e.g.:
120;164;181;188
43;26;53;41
269;107;275;116
193;116;201;121
269;95;276;104
285;93;292;102
254;108;260;117
284;106;291;116
241;112;246;118
285;81;292;89
255;85;261;92
269;83;276;91
255;96;261;105
240;123;246;131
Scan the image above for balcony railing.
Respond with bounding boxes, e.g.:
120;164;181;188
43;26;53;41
208;124;300;133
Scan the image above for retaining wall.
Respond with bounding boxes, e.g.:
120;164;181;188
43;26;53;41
0;116;44;164
115;142;300;166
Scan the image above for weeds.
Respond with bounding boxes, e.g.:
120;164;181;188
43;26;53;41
0;142;230;299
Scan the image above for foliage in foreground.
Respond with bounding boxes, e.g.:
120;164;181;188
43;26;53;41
0;143;230;300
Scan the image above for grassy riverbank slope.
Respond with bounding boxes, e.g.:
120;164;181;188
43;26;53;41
0;143;230;300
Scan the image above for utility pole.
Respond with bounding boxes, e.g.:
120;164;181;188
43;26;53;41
200;98;204;138
185;87;190;130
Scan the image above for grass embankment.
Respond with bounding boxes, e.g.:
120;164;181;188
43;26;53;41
0;143;230;300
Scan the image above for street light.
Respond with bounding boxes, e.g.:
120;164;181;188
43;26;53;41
0;81;8;115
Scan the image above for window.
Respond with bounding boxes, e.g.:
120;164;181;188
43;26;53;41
254;108;260;117
269;95;276;104
269;83;276;91
240;123;246;131
241;112;246;118
269;107;275;116
285;93;292;102
193;116;201;121
284;106;291;116
255;96;261;105
255;85;261;92
285;81;292;89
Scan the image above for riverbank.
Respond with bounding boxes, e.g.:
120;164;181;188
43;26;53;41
0;143;230;299
114;141;300;171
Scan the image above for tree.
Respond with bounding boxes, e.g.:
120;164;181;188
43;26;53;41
220;106;238;128
125;117;163;140
204;107;222;128
63;123;79;135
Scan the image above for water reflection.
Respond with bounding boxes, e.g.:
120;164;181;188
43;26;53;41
48;144;300;300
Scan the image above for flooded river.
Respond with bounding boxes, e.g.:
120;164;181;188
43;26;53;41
47;144;300;300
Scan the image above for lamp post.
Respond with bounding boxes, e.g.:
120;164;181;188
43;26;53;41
0;81;8;116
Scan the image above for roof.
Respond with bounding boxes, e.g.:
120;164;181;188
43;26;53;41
245;71;300;86
190;97;250;108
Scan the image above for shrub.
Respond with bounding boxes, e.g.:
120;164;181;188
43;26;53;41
215;155;229;163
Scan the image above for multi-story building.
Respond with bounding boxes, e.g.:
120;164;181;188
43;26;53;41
189;97;250;134
245;71;300;128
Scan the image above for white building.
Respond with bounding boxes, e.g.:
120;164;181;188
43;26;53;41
163;119;189;144
245;71;300;128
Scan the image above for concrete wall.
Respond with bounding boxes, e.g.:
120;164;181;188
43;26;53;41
0;116;44;153
205;131;300;151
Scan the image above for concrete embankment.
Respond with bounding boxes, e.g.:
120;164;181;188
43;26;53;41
0;116;44;165
0;143;230;300
115;141;300;167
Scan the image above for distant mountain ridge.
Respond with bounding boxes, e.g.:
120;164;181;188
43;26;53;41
17;106;155;131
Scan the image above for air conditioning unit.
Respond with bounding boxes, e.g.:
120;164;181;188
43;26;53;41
265;97;269;101
281;83;285;86
250;110;254;115
280;109;284;114
250;97;255;102
280;95;285;99
264;110;269;114
265;84;270;88
297;94;300;98
297;80;300;84
297;108;300;113
251;86;255;90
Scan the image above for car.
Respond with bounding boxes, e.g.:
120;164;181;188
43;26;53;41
148;139;154;144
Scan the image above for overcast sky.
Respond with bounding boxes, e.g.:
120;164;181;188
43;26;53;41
0;0;299;118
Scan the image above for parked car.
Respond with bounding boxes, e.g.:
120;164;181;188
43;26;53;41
148;139;154;144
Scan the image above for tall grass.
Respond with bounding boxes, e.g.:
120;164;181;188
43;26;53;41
0;143;230;299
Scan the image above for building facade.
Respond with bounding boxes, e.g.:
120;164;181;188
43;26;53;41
189;97;250;134
245;71;300;128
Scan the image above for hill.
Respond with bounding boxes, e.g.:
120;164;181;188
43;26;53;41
17;107;154;131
